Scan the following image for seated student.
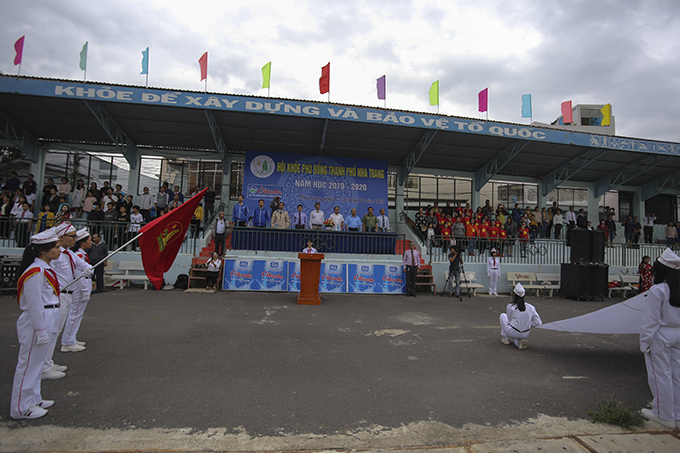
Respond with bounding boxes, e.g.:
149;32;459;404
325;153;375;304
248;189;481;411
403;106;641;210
499;283;542;350
302;239;317;254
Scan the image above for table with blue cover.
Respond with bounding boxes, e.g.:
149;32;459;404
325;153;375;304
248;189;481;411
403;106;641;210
230;228;397;254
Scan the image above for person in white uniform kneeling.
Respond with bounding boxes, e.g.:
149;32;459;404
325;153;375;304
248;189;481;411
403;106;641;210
499;283;542;350
639;248;680;428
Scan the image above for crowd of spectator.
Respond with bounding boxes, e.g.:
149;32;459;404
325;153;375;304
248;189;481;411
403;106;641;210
411;200;668;257
0;173;218;249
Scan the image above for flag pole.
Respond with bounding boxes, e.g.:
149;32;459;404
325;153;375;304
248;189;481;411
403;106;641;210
61;231;145;291
146;73;149;88
83;68;86;82
17;63;21;76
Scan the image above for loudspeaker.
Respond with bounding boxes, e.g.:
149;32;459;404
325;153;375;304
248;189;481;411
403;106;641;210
570;228;593;262
560;262;608;299
591;230;605;263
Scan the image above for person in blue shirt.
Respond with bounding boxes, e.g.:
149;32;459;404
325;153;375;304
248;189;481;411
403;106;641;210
232;194;249;226
346;208;362;231
292;204;307;229
173;185;184;203
251;199;270;228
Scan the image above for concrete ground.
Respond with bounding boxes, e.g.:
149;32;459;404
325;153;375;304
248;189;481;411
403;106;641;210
1;287;679;452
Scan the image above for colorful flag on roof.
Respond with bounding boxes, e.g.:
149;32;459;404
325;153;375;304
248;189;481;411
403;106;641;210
561;100;573;123
79;42;88;71
601;103;611;126
138;188;208;290
521;94;532;118
377;75;386;100
140;47;149;75
199;52;208;81
429;80;439;106
14;36;25;66
319;62;330;94
478;88;488;113
262;61;271;89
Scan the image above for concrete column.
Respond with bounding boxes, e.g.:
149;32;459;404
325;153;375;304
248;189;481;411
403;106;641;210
587;183;599;225
29;147;47;214
632;186;644;218
471;185;481;212
537;187;546;210
221;154;232;220
395;178;405;234
128;154;142;197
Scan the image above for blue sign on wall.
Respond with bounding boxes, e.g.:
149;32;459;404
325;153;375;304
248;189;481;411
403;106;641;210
243;151;388;223
222;259;288;291
347;264;406;294
287;261;347;293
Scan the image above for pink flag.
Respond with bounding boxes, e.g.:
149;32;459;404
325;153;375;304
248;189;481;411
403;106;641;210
14;36;25;66
561;100;573;123
198;52;208;81
478;87;488;112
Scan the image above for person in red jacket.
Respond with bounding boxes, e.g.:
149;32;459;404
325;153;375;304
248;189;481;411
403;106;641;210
519;223;530;257
498;224;508;257
441;222;453;251
489;221;500;255
478;220;489;255
466;219;478;256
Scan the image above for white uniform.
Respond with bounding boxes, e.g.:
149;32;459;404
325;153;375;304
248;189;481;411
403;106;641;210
62;249;92;347
487;256;501;295
44;247;90;372
500;302;542;348
11;259;60;418
640;282;680;423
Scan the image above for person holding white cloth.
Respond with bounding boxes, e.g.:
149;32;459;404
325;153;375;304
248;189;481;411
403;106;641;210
487;248;501;296
499;283;542;350
639;248;680;428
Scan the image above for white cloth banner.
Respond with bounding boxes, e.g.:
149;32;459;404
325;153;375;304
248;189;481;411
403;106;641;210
538;293;647;334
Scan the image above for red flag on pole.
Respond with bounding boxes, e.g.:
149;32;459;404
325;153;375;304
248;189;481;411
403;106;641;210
138;188;208;290
319;62;330;94
14;36;25;65
561;100;573;124
199;52;208;81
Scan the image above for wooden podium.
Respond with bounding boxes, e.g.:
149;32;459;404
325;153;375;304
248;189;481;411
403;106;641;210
297;253;324;305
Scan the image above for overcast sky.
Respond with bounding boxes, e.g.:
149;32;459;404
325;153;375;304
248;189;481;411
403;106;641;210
2;0;680;142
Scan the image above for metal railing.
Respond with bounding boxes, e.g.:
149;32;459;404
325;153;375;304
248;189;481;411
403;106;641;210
229;226;405;255
0;217;201;255
425;235;678;267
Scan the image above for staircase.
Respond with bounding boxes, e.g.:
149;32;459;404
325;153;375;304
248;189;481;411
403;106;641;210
198;233;232;257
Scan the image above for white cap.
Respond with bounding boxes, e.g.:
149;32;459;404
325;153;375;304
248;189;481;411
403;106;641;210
75;228;90;242
490;248;497;254
54;223;76;237
513;282;526;297
658;248;680;270
31;228;58;245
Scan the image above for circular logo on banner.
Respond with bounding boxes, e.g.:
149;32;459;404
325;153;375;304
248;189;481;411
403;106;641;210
250;155;275;179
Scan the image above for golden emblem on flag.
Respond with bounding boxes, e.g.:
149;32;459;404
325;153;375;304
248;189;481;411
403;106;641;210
157;221;183;252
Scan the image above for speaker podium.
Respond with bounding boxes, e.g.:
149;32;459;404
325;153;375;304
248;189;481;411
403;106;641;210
561;228;608;300
297;253;324;305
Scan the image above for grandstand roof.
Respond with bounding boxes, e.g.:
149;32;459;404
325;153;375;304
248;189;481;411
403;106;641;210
1;74;679;198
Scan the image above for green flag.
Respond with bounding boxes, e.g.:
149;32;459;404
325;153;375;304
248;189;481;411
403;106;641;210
261;61;271;89
429;80;439;106
79;41;88;71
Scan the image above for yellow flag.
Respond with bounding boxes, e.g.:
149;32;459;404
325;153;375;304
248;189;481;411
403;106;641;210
601;103;611;126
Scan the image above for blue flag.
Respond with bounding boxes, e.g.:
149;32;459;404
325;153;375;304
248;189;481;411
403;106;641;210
521;94;532;118
140;47;149;75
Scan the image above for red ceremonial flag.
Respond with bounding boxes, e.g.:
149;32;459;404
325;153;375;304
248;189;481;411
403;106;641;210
14;35;25;65
198;51;208;81
138;188;208;290
478;87;488;112
319;62;330;94
561;100;573;124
